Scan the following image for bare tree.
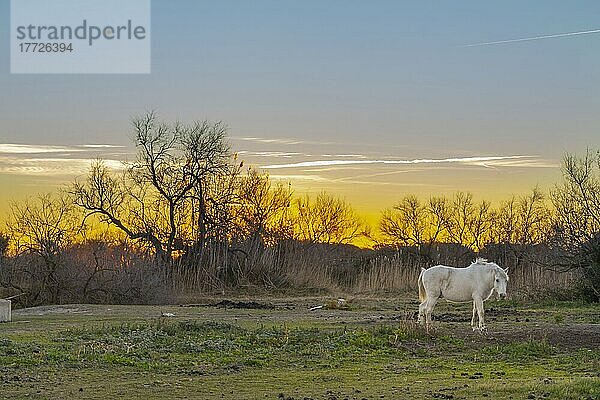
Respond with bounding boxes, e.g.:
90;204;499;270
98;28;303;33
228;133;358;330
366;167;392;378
6;193;81;304
199;160;244;243
71;111;231;267
237;169;293;245
380;195;428;246
295;192;366;245
552;150;600;244
0;231;9;296
8;193;79;260
0;231;8;258
445;192;475;246
379;193;492;253
516;187;551;245
468;200;492;251
551;149;600;300
493;197;518;244
427;196;450;244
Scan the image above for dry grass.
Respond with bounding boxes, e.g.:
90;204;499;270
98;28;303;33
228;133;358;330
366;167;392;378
1;238;585;306
354;254;421;292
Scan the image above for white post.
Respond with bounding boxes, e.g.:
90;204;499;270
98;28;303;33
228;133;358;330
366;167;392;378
0;299;11;322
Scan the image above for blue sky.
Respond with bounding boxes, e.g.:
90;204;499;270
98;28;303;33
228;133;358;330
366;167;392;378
0;0;599;215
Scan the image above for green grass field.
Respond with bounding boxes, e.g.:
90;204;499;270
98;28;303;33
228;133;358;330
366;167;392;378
1;297;599;399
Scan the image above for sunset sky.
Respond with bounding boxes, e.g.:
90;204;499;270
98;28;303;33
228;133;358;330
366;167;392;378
1;1;599;221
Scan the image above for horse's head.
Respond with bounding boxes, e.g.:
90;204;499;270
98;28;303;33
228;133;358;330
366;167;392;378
492;265;509;299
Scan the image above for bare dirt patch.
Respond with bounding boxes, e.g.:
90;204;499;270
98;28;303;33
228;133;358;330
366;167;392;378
181;300;277;310
487;323;600;350
13;305;93;316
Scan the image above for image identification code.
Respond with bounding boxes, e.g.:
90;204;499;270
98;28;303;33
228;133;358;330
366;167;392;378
18;42;74;53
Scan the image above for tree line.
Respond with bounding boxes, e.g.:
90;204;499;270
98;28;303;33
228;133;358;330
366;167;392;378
0;112;598;304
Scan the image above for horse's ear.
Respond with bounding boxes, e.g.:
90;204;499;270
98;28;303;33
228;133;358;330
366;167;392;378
504;267;509;274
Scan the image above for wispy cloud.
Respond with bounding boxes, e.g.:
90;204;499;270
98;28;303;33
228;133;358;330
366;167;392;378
268;172;452;188
0;144;87;154
269;172;449;188
77;144;126;149
237;150;304;158
465;28;600;47
269;174;332;183
0;143;126;154
232;137;306;145
471;159;559;169
0;143;129;176
321;154;367;159
261;155;534;169
231;136;335;146
333;169;416;182
0;157;126;176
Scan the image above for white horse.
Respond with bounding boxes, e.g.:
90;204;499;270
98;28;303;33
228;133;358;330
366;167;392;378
417;258;509;331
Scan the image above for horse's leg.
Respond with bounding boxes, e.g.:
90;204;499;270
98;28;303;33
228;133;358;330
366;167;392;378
418;300;427;324
474;297;485;331
425;296;438;328
471;302;477;329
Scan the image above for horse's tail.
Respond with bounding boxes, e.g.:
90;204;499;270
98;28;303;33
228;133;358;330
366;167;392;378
418;268;426;302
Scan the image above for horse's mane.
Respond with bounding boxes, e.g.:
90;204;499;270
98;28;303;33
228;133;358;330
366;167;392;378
474;257;508;278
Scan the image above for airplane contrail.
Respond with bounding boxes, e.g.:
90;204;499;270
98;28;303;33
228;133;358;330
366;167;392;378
465;28;600;47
